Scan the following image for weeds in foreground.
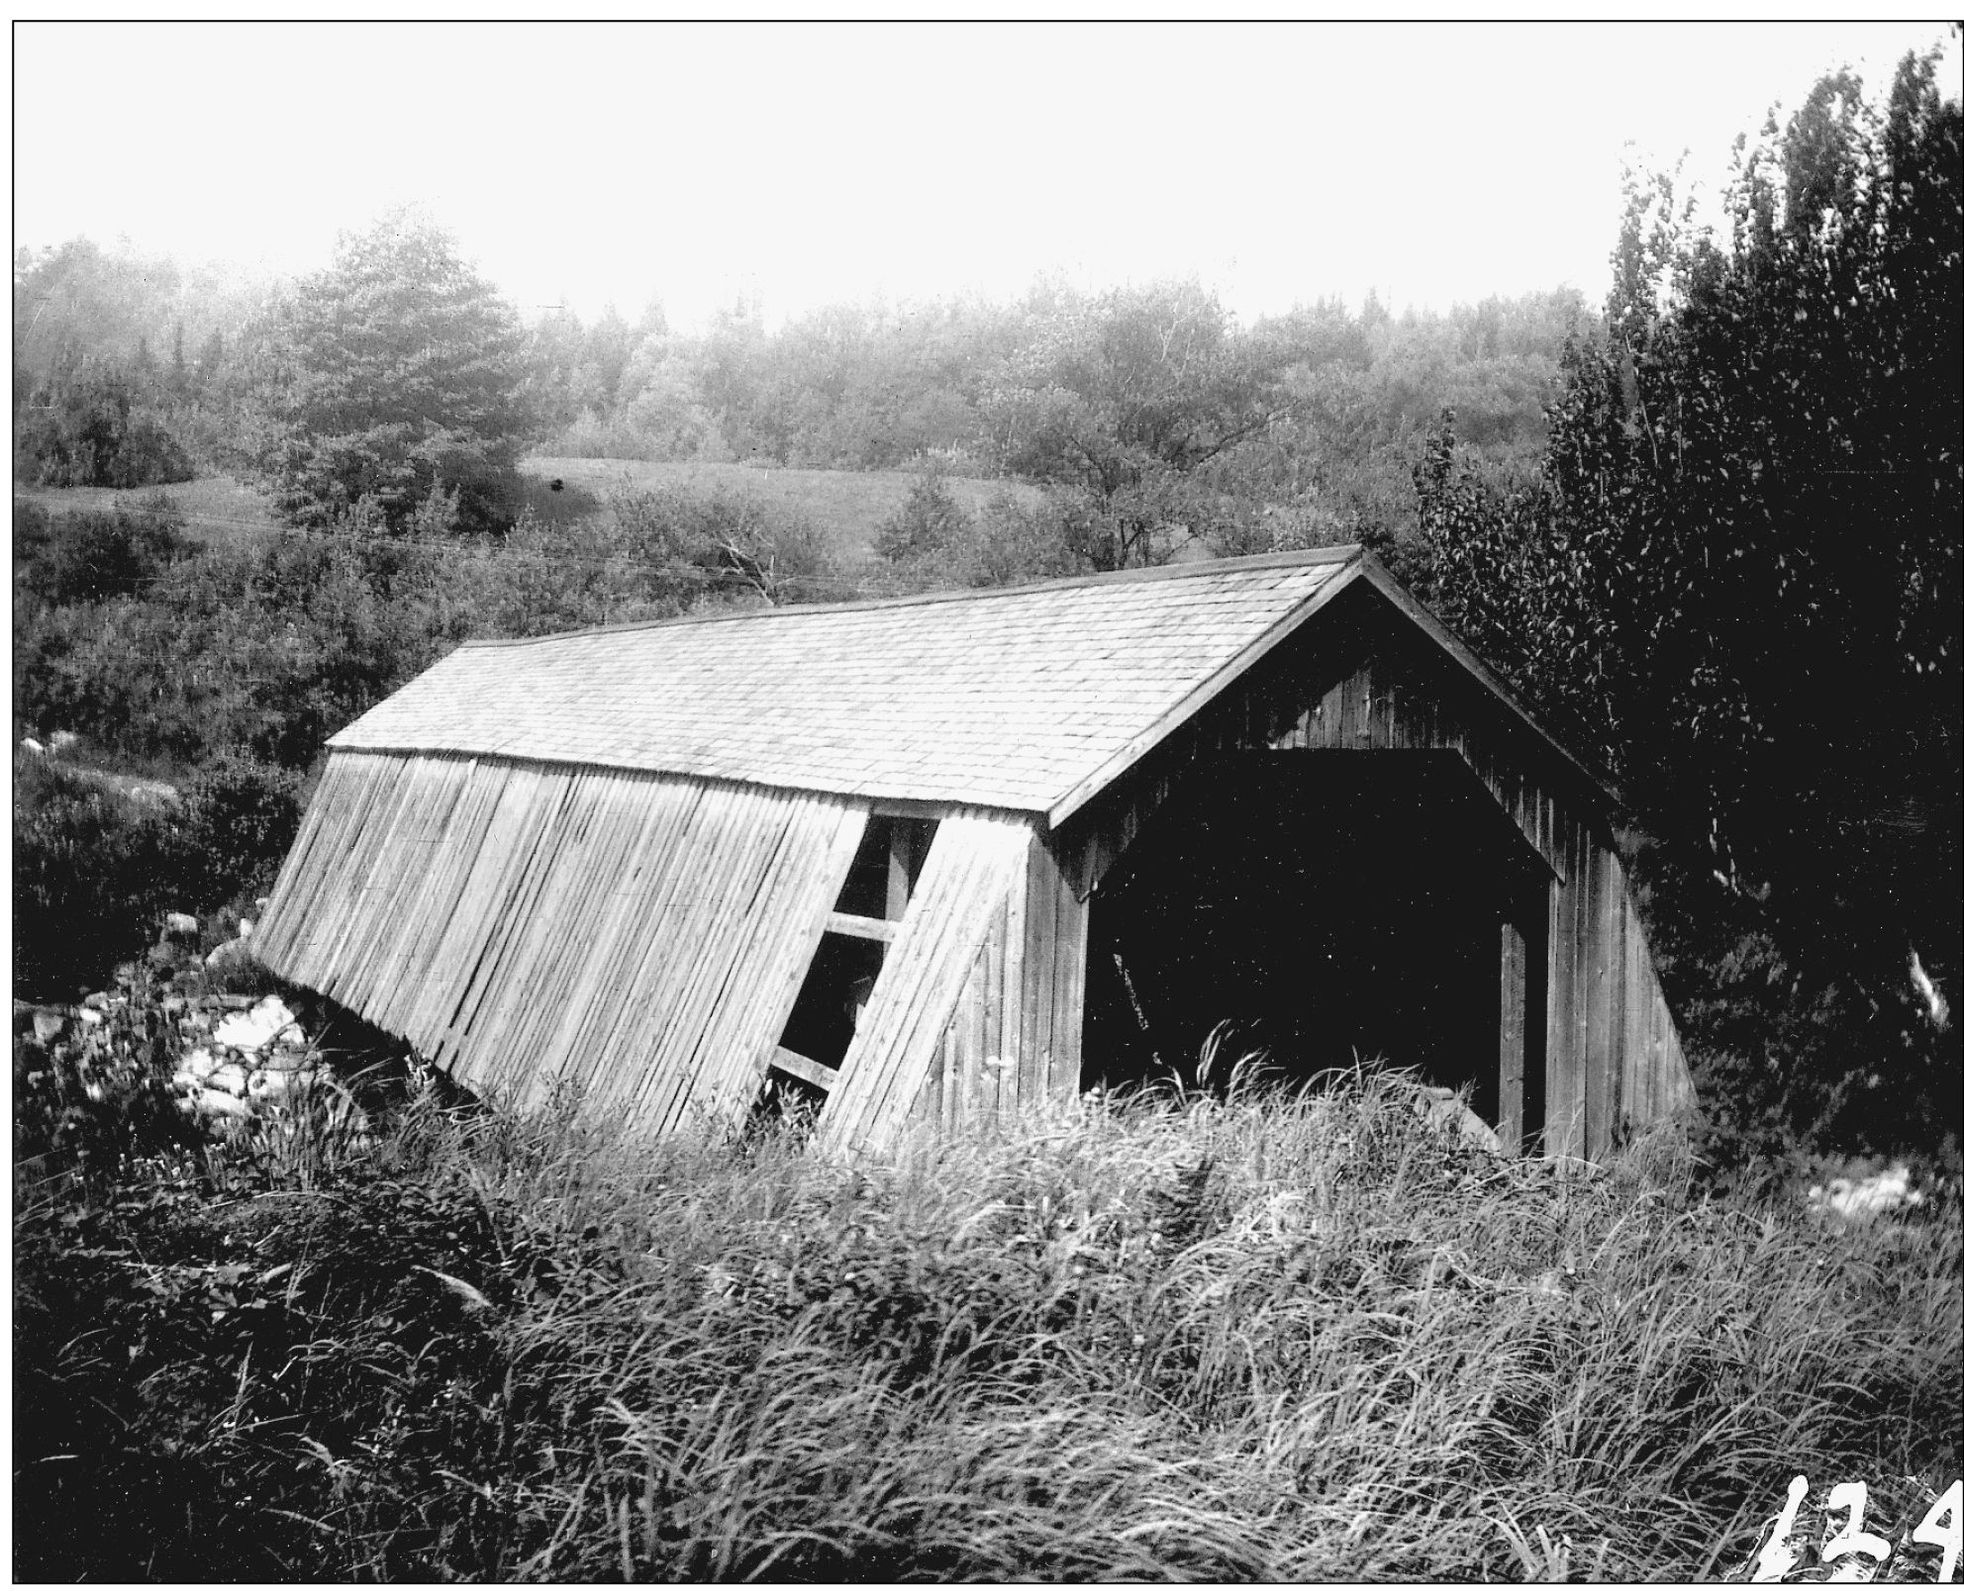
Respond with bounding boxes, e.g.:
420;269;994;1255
12;1062;1961;1580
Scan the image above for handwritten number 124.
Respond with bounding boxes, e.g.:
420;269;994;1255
1752;1476;1960;1583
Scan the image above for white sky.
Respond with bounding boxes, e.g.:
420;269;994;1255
12;19;1961;332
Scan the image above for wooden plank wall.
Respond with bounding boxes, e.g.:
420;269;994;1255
904;828;1091;1137
254;749;867;1136
815;808;1033;1155
1056;589;1695;1160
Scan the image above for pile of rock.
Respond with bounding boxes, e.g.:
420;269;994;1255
1807;1162;1928;1222
16;907;374;1147
169;993;325;1119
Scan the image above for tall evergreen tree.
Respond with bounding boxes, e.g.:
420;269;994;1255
260;211;531;534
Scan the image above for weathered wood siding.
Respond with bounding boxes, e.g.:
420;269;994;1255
816;809;1032;1154
1056;583;1695;1160
903;828;1090;1137
255;749;867;1134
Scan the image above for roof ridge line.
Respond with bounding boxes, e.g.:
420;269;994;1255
457;545;1365;649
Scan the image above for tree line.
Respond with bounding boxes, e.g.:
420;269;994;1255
13;223;1585;555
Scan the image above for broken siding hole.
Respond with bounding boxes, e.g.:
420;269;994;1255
767;814;939;1099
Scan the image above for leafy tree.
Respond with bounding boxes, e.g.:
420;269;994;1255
14;363;194;488
1413;53;1960;1156
982;280;1297;568
259;212;531;534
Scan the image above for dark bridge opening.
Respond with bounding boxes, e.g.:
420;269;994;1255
1082;752;1547;1141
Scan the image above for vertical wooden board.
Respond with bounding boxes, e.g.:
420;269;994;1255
964;933;990;1133
1000;848;1027;1115
1581;838;1618;1158
1020;835;1062;1105
938;1009;962;1134
1619;880;1650;1127
1543;821;1582;1160
250;752;343;969
502;773;701;1109
1565;833;1596;1159
1050;864;1091;1099
983;896;1008;1121
1369;659;1395;745
560;785;862;1132
906;1023;945;1132
1604;845;1632;1148
425;763;546;1056
682;792;861;1119
1498;916;1528;1157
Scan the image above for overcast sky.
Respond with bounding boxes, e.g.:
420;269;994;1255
13;20;1960;331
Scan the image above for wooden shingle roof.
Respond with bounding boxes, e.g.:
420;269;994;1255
334;544;1611;825
334;550;1368;822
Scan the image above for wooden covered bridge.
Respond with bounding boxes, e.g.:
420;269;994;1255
253;547;1697;1158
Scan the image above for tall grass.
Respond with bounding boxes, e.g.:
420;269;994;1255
13;1063;1959;1580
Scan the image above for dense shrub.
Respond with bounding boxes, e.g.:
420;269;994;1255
11;754;188;998
14;498;187;607
11;749;303;999
876;482;1086;592
11;496;54;563
15;366;195;488
177;755;303;905
610;483;832;604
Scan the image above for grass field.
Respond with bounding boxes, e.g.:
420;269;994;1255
12;474;285;551
13;995;1961;1581
15;460;1040;575
523;455;1040;568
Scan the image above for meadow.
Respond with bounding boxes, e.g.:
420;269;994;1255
12;972;1960;1581
10;473;284;552
11;461;1039;576
524;455;1043;569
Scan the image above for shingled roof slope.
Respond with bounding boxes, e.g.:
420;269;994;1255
331;549;1364;820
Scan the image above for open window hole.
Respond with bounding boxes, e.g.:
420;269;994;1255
763;814;941;1111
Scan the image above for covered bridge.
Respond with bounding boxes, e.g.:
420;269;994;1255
253;547;1697;1159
